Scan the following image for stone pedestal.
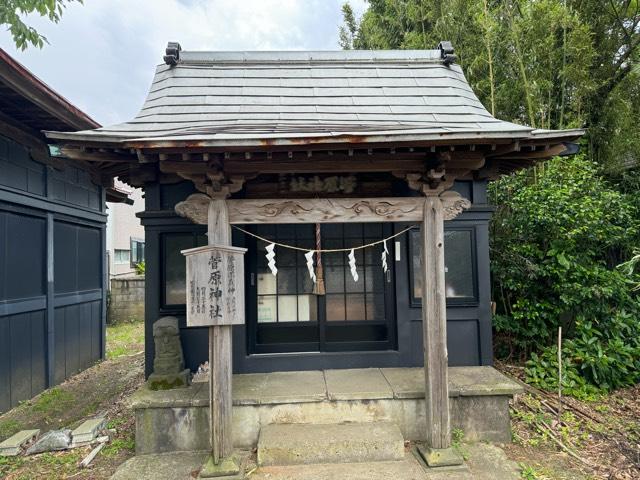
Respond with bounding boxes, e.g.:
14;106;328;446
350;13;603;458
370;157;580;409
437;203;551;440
417;444;464;467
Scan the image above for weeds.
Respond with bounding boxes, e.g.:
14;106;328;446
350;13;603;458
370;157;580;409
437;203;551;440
106;321;144;359
101;437;135;457
519;463;541;479
0;418;23;439
32;387;74;418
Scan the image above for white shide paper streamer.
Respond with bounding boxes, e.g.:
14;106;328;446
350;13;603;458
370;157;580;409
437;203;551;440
305;251;317;283
348;248;359;282
265;243;277;276
381;240;389;273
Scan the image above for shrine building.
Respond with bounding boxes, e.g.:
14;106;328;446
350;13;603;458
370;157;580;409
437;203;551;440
45;43;583;469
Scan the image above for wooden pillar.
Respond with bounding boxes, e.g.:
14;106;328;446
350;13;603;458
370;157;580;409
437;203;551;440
420;194;450;450
207;198;233;463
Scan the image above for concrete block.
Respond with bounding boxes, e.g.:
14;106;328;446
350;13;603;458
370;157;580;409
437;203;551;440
450;395;512;442
449;367;523;397
71;417;106;445
324;368;393;400
199;454;241;478
381;368;424;399
135;407;210;454
0;429;40;456
257;422;404;466
260;371;326;404
417;444;464;467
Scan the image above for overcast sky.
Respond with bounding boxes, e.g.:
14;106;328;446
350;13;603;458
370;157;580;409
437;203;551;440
0;0;367;126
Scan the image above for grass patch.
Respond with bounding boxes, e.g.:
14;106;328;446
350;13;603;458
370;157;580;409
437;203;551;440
101;437;135;457
32;387;74;415
0;418;23;440
106;321;144;359
451;428;470;461
0;455;25;476
519;463;542;479
39;451;82;467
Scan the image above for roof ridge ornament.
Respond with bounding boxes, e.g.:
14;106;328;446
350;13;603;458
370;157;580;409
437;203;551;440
164;42;182;66
438;41;456;66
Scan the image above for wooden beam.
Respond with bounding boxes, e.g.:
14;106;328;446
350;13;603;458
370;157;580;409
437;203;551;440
421;195;449;450
420;191;469;461
176;194;426;225
494;143;566;160
159;160;210;174
59;147;135;163
224;156;426;174
177;193;470;225
153;149;485;177
207;199;234;465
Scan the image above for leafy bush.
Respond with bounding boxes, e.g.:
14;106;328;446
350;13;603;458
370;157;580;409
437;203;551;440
134;261;145;275
524;311;640;399
491;155;640;394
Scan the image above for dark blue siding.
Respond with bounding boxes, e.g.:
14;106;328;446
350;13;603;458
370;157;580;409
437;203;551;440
0;134;106;414
0;315;10;411
0;139;45;196
1;212;45;301
52;300;102;382
140;180;494;376
2;311;47;410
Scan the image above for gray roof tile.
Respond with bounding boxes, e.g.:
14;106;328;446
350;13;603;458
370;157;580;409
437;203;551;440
45;49;583;146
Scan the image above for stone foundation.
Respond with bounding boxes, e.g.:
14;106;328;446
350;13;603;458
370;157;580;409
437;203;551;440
130;366;522;455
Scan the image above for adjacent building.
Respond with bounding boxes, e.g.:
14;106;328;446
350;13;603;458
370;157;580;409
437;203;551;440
0;48;125;413
106;179;145;278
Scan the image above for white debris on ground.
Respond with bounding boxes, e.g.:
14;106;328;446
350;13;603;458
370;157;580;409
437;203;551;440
192;361;209;383
0;415;113;459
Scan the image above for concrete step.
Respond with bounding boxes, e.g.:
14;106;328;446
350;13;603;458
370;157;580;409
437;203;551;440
252;459;471;480
257;422;405;466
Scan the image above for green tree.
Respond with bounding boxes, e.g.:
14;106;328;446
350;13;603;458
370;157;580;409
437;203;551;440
490;156;639;356
340;1;640;394
0;0;82;50
339;3;358;49
341;0;639;164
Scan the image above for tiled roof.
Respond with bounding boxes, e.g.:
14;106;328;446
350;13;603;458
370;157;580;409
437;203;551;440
45;49;581;146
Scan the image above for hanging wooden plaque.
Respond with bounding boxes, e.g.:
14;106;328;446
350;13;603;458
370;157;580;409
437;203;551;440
181;244;247;327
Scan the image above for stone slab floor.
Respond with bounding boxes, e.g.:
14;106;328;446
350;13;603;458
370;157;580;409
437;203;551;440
110;442;520;480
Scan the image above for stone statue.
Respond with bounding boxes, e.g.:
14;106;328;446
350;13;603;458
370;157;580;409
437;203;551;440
147;316;191;390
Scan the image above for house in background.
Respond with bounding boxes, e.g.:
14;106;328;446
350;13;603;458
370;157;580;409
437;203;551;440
0;48;127;413
106;178;145;278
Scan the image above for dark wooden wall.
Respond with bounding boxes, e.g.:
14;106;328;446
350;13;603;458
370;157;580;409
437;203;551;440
140;178;494;377
0;134;106;413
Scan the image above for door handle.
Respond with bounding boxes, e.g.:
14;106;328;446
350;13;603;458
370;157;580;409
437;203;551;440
250;272;255;286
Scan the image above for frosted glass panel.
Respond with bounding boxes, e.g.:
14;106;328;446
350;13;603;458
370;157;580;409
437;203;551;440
326;294;345;321
258;273;276;294
278;295;298;322
297;295;317;322
258;296;277;323
346;293;366;321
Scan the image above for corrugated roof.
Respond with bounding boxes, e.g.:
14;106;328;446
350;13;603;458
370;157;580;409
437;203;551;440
45;48;578;146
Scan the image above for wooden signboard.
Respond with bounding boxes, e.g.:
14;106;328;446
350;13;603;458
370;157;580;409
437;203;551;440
181;244;247;327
